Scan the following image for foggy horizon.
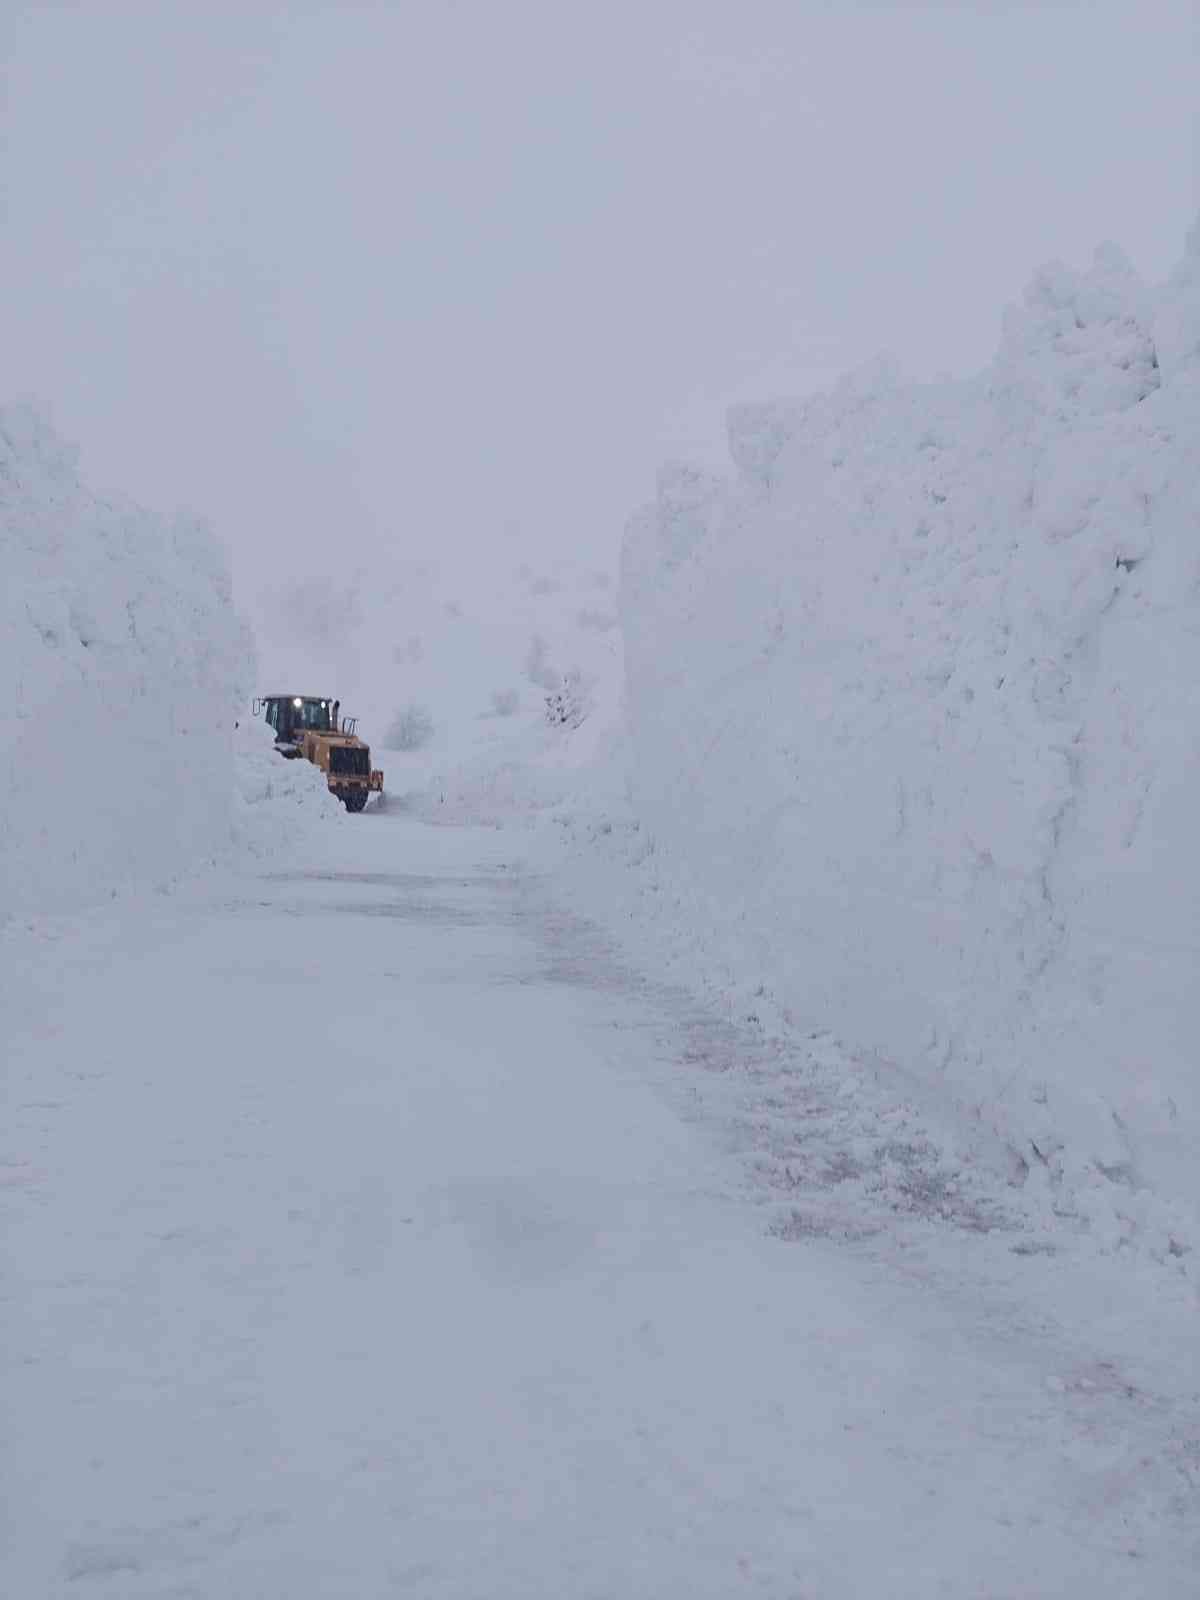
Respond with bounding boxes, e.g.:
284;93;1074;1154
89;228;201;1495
4;1;1197;612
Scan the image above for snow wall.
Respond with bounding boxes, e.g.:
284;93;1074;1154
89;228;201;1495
621;226;1200;1252
1;405;260;921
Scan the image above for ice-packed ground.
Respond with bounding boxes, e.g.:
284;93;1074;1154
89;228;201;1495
5;806;1197;1598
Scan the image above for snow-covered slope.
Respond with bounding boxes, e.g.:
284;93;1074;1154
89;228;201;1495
0;405;338;922
619;225;1200;1265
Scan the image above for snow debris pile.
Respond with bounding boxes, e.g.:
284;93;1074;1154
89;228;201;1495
619;225;1200;1266
0;405;335;920
231;714;344;860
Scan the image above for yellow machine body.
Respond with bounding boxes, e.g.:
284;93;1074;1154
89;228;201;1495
255;695;384;813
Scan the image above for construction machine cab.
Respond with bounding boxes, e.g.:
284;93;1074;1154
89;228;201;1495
260;696;339;750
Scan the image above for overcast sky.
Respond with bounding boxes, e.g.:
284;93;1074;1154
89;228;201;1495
3;1;1197;608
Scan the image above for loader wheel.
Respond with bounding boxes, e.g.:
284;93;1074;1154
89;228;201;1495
341;790;368;813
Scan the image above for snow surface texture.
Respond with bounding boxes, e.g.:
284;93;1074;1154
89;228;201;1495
619;227;1200;1279
0;405;338;922
6;817;1197;1596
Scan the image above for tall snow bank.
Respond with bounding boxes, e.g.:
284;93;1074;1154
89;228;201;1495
621;227;1200;1264
1;405;252;920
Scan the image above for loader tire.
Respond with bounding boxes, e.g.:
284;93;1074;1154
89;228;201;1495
341;790;368;813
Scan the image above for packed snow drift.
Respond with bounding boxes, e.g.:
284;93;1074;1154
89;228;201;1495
618;225;1200;1267
0;405;337;923
231;714;345;858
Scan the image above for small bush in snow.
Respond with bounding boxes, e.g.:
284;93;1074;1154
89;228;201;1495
385;701;435;751
544;671;590;730
490;688;520;717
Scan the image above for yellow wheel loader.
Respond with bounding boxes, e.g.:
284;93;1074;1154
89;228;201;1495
255;696;384;813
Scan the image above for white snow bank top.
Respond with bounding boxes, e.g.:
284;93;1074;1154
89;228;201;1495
621;223;1200;1271
0;404;255;920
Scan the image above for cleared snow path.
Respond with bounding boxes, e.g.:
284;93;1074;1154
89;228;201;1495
4;814;1197;1598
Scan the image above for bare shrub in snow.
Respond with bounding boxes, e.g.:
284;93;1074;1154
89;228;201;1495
544;670;591;730
490;688;520;717
385;701;435;751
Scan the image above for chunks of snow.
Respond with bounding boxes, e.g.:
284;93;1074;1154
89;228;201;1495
232;715;345;856
618;226;1200;1265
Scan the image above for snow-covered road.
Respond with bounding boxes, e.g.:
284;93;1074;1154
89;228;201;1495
4;813;1197;1597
